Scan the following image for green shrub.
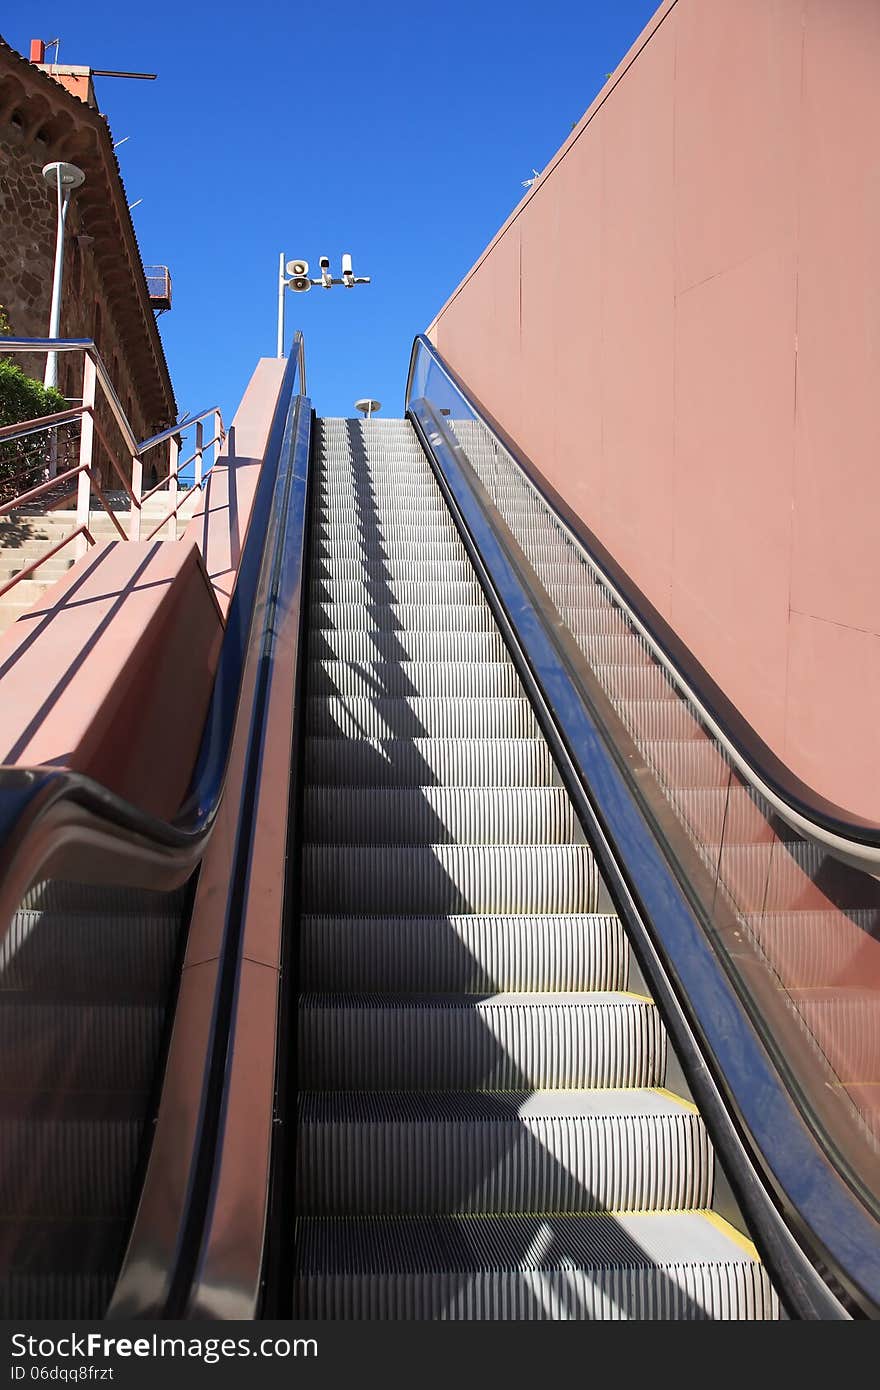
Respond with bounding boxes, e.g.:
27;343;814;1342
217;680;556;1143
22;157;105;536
0;357;68;499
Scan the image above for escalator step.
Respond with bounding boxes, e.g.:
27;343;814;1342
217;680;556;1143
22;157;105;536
615;700;708;743
15;880;187;917
303;787;577;845
314;557;475;582
307;660;521;700
300;844;604;915
707;841;880;912
639;738;733;789
590;664;680;703
296;1088;712;1214
304;737;556;788
0;1115;141;1219
315;519;458;541
669;786;777;848
0;1219;125;1320
0;1001;165;1092
293;1211;778;1320
308;602;498;633
581;635;656;667
306;696;539;739
310;579;482;607
297;992;664;1090
2;910;179;998
307;630;512;663
743;908;880;989
315;505;453;525
314;539;465;562
299;913;625;992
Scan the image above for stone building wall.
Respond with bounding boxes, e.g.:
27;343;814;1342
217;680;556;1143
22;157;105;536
0;111;170;490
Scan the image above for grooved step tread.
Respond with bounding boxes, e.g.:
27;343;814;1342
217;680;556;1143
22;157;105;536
299;913;626;992
293;1212;778;1320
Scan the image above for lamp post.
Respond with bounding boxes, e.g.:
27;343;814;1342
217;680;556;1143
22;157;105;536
42;161;85;390
354;398;381;423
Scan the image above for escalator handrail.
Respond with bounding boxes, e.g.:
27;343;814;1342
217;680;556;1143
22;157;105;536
107;389;314;1318
408;395;880;1318
406;334;880;865
0;333;306;923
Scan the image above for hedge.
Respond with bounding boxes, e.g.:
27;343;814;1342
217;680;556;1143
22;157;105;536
0;357;68;499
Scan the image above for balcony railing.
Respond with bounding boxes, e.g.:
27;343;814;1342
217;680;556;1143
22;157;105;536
145;265;172;312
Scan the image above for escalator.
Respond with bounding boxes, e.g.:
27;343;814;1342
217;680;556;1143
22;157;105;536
2;332;880;1321
292;417;778;1318
0;879;189;1317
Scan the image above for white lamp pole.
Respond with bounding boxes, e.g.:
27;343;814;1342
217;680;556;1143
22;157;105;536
42;161;85;390
277;251;286;358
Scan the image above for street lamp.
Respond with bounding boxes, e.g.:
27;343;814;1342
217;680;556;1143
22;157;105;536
42;161;85;390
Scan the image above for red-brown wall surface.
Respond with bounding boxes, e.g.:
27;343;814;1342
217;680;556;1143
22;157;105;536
428;0;880;820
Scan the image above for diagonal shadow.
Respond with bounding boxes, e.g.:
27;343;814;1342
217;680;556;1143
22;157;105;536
1;544;167;764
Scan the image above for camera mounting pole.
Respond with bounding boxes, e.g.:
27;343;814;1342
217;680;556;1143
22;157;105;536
276;251;372;357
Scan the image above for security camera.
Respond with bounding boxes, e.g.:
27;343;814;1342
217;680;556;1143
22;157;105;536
319;255;330;270
341;253;354;287
287;259;309;277
289;275;311;292
319;254;333;288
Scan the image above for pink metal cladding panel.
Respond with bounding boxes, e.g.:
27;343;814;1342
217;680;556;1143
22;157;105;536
599;13;675;616
427;0;880;819
184;358;287;618
785;612;880;819
0;539;223;819
791;0;880;637
672;247;797;754
672;0;803;292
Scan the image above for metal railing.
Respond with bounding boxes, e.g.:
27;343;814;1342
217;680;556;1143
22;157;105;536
0;338;224;599
144;265;172;311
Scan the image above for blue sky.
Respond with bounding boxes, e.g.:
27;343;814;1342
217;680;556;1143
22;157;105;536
7;1;659;430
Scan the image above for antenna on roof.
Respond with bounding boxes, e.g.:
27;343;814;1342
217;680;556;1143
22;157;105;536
521;169;540;189
91;70;157;81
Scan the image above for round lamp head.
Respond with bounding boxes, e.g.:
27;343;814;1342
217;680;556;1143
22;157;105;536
354;398;381;419
42;161;86;191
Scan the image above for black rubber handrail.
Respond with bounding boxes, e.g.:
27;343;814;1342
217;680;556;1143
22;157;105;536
409;395;880;1318
406;334;880;856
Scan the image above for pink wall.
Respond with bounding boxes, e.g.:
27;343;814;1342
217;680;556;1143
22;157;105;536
428;0;880;820
0;358;286;820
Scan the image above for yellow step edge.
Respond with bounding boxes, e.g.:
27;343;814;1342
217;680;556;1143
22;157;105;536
701;1210;761;1260
654;1086;700;1115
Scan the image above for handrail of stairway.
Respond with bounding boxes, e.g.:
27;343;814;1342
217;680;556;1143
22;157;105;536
0;404;86;445
0;338;225;557
0;334;307;1315
406;334;880;868
408;390;880;1319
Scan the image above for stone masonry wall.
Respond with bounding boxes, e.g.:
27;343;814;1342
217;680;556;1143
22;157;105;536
0;114;170;490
